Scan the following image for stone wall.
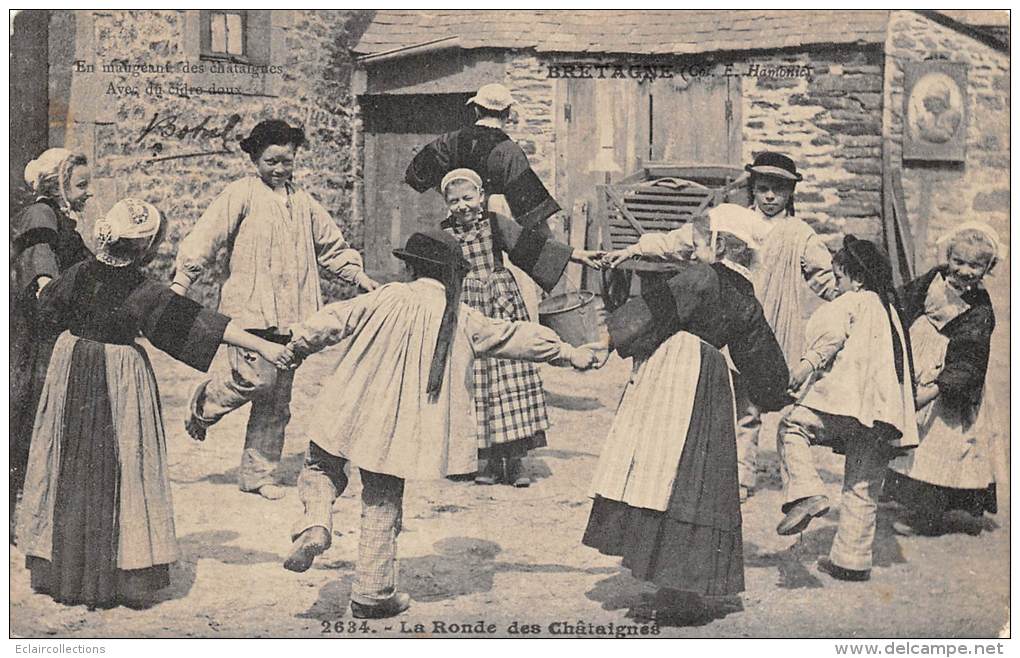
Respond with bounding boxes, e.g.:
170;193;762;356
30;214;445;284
884;10;1010;283
52;9;371;305
506;54;558;193
349;16;1005;281
495;48;887;249
741;49;885;249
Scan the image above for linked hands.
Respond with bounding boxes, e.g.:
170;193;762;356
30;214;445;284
575;327;612;371
570;249;607;270
355;271;381;292
600;248;635;269
787;359;814;392
569;248;640;271
256;341;305;371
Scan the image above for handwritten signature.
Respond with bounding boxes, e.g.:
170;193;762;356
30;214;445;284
137;112;243;156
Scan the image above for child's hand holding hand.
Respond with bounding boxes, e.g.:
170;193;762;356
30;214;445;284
915;364;942;387
277;340;310;370
257;342;294;370
788;360;814;391
568;346;597;371
355;271;380;292
571;250;606;270
579;336;611;369
602;249;634;269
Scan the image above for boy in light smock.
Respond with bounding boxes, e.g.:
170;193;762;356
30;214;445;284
776;237;916;582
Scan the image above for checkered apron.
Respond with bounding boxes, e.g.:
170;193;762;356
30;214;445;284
444;215;550;450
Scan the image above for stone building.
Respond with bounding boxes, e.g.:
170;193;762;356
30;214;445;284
352;9;1009;311
11;10;1009;308
11;9;374;304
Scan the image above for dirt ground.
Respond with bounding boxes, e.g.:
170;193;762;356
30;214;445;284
10;330;1011;639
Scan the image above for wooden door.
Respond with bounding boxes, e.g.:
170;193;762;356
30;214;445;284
558;78;651;289
649;74;741;165
362;93;472;278
560;72;741;293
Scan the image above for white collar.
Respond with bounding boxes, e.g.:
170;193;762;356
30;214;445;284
720;259;753;283
95;251;133;267
414;277;447;292
474;117;503;129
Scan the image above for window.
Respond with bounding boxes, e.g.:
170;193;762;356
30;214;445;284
191;10;275;91
201;10;248;62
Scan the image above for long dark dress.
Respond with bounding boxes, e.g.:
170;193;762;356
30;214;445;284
10;200;92;517
405;123;561;229
583;262;789;596
884;266;997;516
17;258;229;609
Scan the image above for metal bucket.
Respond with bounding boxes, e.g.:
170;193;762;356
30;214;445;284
538;290;601;347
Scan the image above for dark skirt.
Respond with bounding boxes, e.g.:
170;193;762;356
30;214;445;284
884;470;997;517
10;292;56;507
25;338;168;609
583;342;744;596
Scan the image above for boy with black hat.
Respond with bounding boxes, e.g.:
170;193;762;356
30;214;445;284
275;229;596;619
737;152;841;500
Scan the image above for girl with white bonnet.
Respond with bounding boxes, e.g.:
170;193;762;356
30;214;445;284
440;167;599;486
11;148;93;533
884;221;1005;536
17;199;289;609
582;210;789;618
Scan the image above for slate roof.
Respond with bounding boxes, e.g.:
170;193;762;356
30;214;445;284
354;10;891;57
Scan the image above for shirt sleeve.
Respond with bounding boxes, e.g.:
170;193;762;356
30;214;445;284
308;195;365;285
489;141;561;229
287;291;377;355
801;233;839;301
35;263;81;331
491;214;571;293
800;294;854;370
173;179;250;288
463;306;574;366
627;224;694;261
139;283;230;372
405;132;457;193
13;204;61;295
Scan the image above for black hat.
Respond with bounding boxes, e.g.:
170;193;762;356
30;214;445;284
745;152;803;182
842;235;893;290
392;229;469;272
239;119;306;158
393;229;470;401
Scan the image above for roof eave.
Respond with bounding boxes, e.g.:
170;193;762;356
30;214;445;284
356;36;461;66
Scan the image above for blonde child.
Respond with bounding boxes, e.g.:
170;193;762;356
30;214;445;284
885;222;1004;535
